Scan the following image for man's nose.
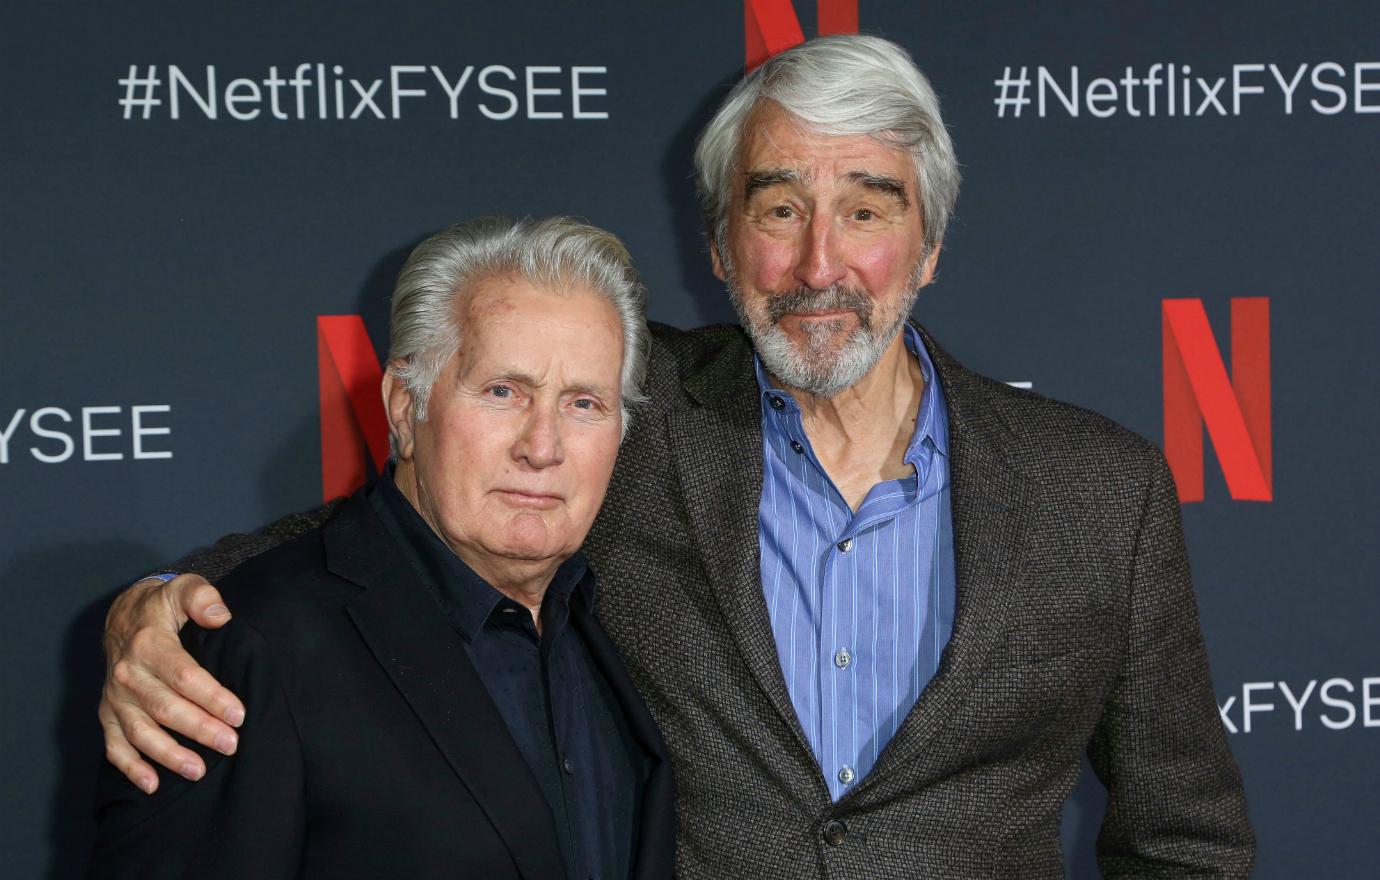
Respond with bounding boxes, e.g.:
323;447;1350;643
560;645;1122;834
793;213;846;290
513;405;564;468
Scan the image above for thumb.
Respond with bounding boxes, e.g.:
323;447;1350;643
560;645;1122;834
167;574;232;628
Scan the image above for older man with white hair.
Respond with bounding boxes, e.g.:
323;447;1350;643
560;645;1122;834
98;36;1251;878
90;217;674;880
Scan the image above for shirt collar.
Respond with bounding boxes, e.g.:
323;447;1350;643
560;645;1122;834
753;323;949;462
371;465;595;642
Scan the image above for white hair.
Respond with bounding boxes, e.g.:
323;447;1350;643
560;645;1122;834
388;216;649;441
694;34;960;255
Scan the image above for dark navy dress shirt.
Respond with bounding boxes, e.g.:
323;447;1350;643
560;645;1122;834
756;323;958;801
372;470;641;880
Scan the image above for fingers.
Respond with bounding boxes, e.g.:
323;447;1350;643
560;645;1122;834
107;690;207;783
99;699;159;794
108;649;233;779
100;571;246;793
165;574;232;629
146;638;246;730
118;626;243;736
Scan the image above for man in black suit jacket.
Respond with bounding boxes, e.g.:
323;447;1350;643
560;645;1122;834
89;217;674;879
97;36;1251;878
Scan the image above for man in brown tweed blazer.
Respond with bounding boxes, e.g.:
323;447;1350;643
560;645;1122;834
98;36;1253;878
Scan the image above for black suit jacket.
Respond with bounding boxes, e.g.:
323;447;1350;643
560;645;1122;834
90;490;675;879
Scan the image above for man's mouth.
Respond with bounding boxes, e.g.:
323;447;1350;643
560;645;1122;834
765;285;874;330
782;309;855;320
493;490;563;509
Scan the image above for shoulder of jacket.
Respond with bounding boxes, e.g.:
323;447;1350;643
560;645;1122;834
214;525;355;628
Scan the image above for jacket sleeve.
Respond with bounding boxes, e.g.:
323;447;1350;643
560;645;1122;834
1087;451;1255;877
173;499;346;582
88;620;306;880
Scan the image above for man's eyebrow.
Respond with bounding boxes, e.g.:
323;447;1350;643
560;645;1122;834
566;381;614;399
482;370;613;399
481;369;543;388
742;168;804;204
845;172;911;210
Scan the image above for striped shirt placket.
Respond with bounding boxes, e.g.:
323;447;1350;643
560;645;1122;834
844;524;855;794
874;528;887;772
755;324;957;803
828;502;841;784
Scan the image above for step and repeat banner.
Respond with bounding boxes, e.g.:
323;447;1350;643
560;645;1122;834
2;2;1376;876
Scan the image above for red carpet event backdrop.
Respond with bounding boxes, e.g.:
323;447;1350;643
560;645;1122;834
2;2;1376;877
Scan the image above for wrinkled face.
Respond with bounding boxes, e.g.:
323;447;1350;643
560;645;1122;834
713;101;939;397
389;277;624;581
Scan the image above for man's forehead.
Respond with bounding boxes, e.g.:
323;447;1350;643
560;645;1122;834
454;279;622;374
465;272;550;305
462;275;583;322
738;106;915;186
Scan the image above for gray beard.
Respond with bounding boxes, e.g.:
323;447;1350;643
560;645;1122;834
729;280;918;398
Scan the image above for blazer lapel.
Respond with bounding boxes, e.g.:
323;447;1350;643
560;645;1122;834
324;494;567;880
859;331;1035;786
666;336;813;755
569;605;676;880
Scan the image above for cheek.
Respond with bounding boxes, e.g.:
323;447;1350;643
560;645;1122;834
415;421;493;502
567;435;620;510
735;230;800;287
852;239;913;288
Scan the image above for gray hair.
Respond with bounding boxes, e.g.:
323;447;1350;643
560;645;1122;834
694;34;960;257
388;216;649;440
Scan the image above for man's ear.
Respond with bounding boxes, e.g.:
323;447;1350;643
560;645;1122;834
381;362;416;461
708;230;727;282
916;243;942;288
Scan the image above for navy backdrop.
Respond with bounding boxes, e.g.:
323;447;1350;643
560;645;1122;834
2;2;1377;877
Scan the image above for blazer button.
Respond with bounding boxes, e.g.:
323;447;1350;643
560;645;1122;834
822;819;848;846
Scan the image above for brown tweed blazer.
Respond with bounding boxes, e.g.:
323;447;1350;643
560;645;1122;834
184;322;1254;879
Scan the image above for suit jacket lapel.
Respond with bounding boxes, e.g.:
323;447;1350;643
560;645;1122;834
324;493;567;880
862;330;1034;784
569;605;676;880
666;335;814;754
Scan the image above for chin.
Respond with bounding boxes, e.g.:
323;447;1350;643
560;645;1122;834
494;546;562;563
493;524;567;561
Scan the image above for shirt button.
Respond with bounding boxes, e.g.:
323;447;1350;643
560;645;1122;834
790;440;805;454
837;538;853;552
838;766;855;785
769;395;785;410
834;648;851;669
562;757;574;775
822;819;848;846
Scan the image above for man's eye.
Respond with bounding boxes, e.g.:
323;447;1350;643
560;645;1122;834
853;208;875;221
489;385;513;398
770;205;795;220
572;398;596;410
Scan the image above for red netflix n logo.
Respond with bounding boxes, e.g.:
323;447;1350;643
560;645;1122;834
317;316;389;502
745;0;858;71
1162;298;1272;503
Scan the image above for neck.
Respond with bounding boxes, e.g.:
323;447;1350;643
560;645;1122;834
768;330;925;511
393;460;556;629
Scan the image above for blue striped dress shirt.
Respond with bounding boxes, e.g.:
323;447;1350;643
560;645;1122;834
755;324;957;801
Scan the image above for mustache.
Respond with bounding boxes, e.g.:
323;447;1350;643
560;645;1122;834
765;285;874;329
